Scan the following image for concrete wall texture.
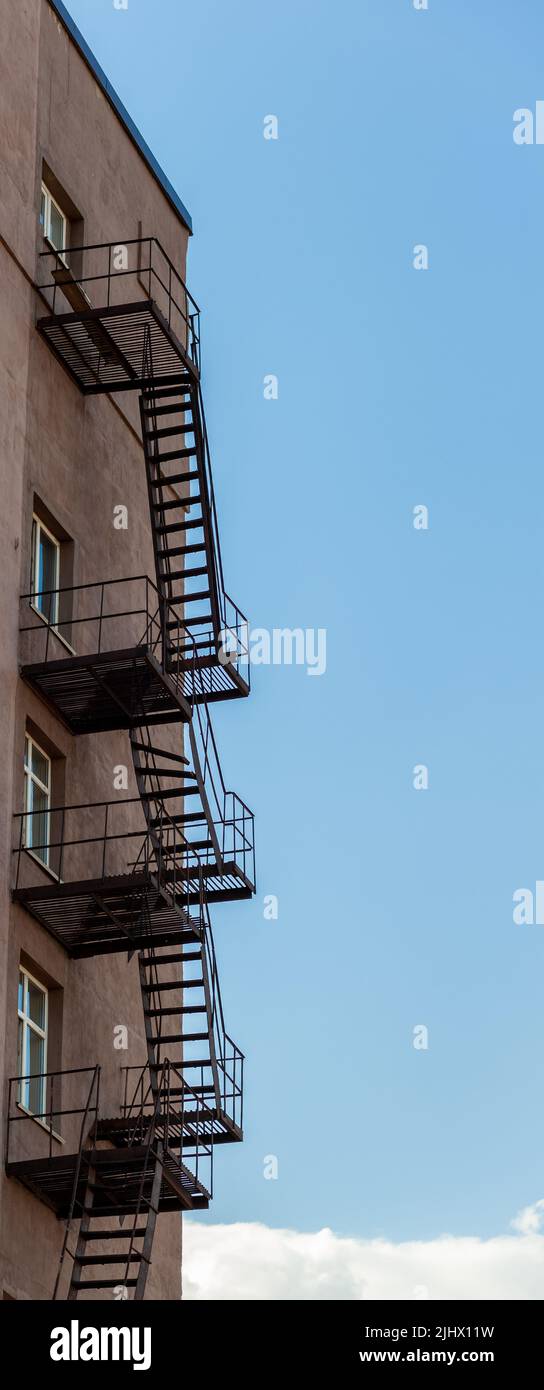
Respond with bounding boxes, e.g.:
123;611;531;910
0;0;191;1299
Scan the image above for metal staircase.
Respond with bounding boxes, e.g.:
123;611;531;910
63;1148;163;1300
130;718;255;903
138;925;243;1144
140;372;249;703
8;236;253;1300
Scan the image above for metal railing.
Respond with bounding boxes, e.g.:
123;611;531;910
189;696;255;885
201;899;244;1130
6;1065;100;1165
120;1061;214;1195
38;236;201;370
12;794;202;904
19;573;199;707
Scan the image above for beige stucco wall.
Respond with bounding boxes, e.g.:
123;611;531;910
0;0;192;1299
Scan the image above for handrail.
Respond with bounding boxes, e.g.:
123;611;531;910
6;1064;100;1165
19;571;200;705
52;1064;101;1300
38;236;200;317
37;236;200;370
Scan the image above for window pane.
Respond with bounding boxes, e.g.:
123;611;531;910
30;519;37;599
18;972;24;1013
40;189;46;228
27;980;46;1031
49;202;65;252
30;742;50;787
28;1031;45;1115
36;531;59;624
17;1017;24;1075
28;783;49;864
17;1018;29;1109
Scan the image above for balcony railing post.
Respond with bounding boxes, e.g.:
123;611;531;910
49;1072;54;1160
102;802;109;879
58;806;66;882
97;582;105;654
6;1079;12;1168
15;813;24;890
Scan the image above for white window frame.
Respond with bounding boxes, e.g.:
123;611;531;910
17;966;48;1118
30;514;60;629
40;181;68;261
23;734;51;869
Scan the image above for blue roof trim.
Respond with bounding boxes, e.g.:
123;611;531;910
47;0;192;234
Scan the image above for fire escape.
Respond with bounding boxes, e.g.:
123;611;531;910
7;238;253;1299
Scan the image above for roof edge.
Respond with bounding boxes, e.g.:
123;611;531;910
47;0;193;234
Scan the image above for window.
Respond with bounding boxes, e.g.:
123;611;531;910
40;182;68;259
23;735;51;868
17;967;48;1117
30;515;60;626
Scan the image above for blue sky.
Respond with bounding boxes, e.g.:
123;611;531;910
64;0;544;1244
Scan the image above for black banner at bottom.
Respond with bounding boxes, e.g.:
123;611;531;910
1;1298;540;1375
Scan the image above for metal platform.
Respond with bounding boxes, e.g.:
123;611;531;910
36;237;201;393
38;300;196;395
12;870;202;958
6;1144;209;1216
21;646;192;734
98;1109;242;1149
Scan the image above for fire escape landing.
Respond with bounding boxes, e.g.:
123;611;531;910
7;235;253;1300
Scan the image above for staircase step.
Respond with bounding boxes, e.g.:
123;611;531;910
143;980;203;995
145;976;204;989
152;446;197;464
143;402;187;417
139;787;191;802
144;1006;183;1018
148;809;201;833
175;565;207;580
155;519;203;535
151;471;201;491
131;743;189;765
80;1228;147;1241
78;1253;143;1266
152;496;201;513
165;1084;215;1096
142;953;200;968
138;770;196;782
176;614;213;627
159;568;205;583
157;542;206;558
165;1059;211;1069
149;1032;184;1045
147;424;195;441
143;382;192;402
166;615;212;629
170;589;210;604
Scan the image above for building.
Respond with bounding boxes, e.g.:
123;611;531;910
0;0;253;1301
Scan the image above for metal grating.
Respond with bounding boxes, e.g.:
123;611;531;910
6;1147;209;1217
21;648;193;734
12;873;203;958
37;302;196;395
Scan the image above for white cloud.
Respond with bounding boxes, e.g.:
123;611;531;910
183;1204;544;1300
511;1198;544;1236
